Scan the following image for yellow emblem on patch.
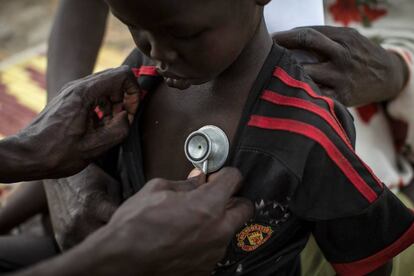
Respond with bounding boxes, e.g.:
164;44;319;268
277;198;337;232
237;224;273;252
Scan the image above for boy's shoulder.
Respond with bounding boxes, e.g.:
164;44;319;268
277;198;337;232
244;45;356;175
245;45;386;218
255;45;355;147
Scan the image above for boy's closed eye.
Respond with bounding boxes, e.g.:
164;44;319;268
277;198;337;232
171;29;208;40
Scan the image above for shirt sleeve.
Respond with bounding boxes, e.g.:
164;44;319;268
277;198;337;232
290;101;414;275
313;188;414;275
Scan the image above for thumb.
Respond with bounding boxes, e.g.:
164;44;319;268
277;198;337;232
168;172;206;192
123;91;140;124
95;197;118;222
187;168;206;187
80;111;129;159
221;197;254;234
187;168;203;179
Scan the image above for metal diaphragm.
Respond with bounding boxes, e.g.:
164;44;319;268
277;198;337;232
184;125;229;174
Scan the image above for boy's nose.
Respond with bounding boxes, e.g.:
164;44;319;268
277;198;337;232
149;41;178;65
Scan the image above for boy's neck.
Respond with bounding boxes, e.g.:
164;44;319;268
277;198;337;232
209;18;272;94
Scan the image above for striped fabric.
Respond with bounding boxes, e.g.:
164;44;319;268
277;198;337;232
0;46;127;138
0;45;128;191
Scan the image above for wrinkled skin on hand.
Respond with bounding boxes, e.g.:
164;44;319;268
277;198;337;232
18;66;140;180
87;168;253;276
44;164;121;249
273;26;409;107
39;66;140;250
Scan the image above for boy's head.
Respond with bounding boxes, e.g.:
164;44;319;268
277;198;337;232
106;0;271;89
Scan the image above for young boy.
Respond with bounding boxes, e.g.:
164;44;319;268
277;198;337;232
101;0;414;275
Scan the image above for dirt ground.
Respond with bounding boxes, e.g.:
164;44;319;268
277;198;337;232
0;0;134;61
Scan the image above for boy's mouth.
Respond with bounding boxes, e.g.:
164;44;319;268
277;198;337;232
156;67;192;90
157;68;209;90
164;76;192;90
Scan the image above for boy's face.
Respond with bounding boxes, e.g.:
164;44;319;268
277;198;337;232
106;0;263;89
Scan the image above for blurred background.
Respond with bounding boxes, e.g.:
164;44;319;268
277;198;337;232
0;0;134;60
0;0;134;135
0;0;134;200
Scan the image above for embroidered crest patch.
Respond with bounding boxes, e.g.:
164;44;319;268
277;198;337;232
236;224;273;252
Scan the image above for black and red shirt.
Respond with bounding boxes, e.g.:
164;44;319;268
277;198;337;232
102;44;414;275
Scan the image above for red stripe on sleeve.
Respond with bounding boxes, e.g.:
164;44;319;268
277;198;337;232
332;221;414;276
248;115;378;203
268;71;383;187
139;66;159;76
261;90;353;147
261;90;383;188
273;67;346;133
131;66;159;77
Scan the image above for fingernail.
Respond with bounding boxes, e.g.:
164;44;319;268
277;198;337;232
187;168;202;179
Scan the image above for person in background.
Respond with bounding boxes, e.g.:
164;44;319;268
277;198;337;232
1;0;413;273
268;0;414;275
0;0;114;254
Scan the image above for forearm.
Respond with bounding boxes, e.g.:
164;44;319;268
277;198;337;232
0;136;49;183
0;181;47;234
9;235;104;276
10;225;136;276
47;0;108;100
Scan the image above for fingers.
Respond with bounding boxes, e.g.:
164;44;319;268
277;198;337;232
319;86;352;106
194;167;243;210
302;63;353;105
86;67;140;125
82;66;140;106
225;197;254;223
303;63;340;88
95;198;118;223
170;174;206;192
165;172;207;192
144;171;207;193
123;88;140;124
188;168;202;179
220;197;254;234
273;28;343;59
79;111;129;159
306;25;360;42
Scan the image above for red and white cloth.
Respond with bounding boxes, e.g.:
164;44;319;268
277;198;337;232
265;0;414;193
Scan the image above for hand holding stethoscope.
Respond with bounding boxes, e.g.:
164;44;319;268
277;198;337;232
184;125;229;175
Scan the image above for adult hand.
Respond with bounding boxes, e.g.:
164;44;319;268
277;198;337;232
89;167;253;276
43;164;121;250
0;66;140;183
273;26;409;107
13;168;253;276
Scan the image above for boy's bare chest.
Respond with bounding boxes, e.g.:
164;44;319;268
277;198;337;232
140;83;249;181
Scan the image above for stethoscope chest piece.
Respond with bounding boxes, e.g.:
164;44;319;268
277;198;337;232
184;125;229;174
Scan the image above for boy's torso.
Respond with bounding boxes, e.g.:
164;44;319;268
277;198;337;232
140;76;249;181
110;44;355;275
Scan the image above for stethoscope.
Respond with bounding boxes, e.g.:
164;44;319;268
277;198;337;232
184;125;229;174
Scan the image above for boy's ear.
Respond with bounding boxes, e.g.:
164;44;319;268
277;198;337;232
255;0;271;6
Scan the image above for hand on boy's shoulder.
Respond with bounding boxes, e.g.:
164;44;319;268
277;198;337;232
273;26;408;107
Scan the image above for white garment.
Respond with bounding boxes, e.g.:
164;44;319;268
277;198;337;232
264;0;414;192
264;0;325;33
